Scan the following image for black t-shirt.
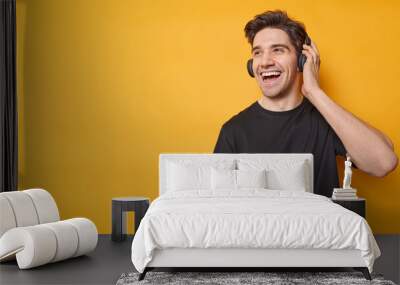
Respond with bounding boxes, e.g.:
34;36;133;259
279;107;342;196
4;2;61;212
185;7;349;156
213;97;348;197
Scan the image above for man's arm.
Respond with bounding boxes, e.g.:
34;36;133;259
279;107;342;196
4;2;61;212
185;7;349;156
306;88;397;177
301;41;398;177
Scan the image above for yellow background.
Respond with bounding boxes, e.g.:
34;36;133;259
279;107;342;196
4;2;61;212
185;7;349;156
16;0;400;234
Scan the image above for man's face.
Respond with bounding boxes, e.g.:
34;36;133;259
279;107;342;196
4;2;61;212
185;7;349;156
251;28;300;98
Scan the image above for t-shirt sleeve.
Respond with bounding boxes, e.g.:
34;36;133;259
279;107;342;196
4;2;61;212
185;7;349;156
330;127;359;168
331;128;347;157
213;125;235;153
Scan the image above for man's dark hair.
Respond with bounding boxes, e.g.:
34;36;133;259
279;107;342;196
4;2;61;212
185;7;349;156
244;10;308;55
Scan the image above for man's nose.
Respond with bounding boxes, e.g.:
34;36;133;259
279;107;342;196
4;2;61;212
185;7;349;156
260;52;275;67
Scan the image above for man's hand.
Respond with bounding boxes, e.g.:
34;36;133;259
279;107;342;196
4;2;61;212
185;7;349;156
299;41;398;176
301;40;321;97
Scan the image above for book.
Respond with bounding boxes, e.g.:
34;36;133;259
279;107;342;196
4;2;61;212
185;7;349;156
332;193;358;199
333;189;357;194
332;196;359;200
333;193;357;197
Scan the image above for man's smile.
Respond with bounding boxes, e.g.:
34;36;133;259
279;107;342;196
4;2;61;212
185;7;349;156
260;70;283;86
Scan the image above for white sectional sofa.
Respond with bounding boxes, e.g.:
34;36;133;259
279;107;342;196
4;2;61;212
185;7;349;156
0;188;98;269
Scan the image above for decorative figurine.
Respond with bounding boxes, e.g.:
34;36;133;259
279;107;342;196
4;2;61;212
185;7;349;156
343;156;353;189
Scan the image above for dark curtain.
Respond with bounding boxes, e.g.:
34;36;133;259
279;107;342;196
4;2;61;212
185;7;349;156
0;0;17;192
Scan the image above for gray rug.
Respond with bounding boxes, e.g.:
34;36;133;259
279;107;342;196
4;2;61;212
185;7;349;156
116;271;396;285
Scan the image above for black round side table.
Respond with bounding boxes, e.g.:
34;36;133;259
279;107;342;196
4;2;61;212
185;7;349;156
111;197;150;242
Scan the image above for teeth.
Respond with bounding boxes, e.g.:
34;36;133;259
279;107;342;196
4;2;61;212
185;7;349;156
261;71;282;77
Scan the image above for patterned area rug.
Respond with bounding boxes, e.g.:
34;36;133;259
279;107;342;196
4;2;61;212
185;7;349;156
116;271;396;285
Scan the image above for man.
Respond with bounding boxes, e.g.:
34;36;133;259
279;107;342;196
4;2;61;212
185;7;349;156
213;10;398;197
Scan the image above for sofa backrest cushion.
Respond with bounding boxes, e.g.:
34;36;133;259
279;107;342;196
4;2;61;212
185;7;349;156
0;189;60;238
23;189;60;224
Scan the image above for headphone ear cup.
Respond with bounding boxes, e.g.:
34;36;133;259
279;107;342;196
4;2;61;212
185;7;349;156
247;59;255;77
297;54;307;72
298;36;311;72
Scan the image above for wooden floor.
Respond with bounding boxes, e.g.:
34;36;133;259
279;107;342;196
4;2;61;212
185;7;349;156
0;235;398;285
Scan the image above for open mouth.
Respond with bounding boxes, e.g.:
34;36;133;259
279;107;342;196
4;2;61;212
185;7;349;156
260;70;282;85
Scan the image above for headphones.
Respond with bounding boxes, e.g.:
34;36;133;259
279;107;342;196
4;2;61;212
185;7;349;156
247;36;311;77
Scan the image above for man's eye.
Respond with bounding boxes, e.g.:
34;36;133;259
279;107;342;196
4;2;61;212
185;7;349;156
253;51;261;56
273;48;284;53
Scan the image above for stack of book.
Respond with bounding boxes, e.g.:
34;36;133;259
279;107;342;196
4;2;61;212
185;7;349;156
332;188;358;200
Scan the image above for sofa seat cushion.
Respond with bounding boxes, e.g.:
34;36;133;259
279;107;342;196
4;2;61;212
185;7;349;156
0;218;98;269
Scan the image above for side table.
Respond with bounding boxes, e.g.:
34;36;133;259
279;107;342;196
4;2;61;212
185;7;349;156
112;197;150;242
331;197;366;218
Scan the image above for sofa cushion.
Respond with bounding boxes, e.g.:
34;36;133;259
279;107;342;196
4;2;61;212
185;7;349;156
24;189;59;224
0;196;17;238
0;192;39;227
0;218;98;269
